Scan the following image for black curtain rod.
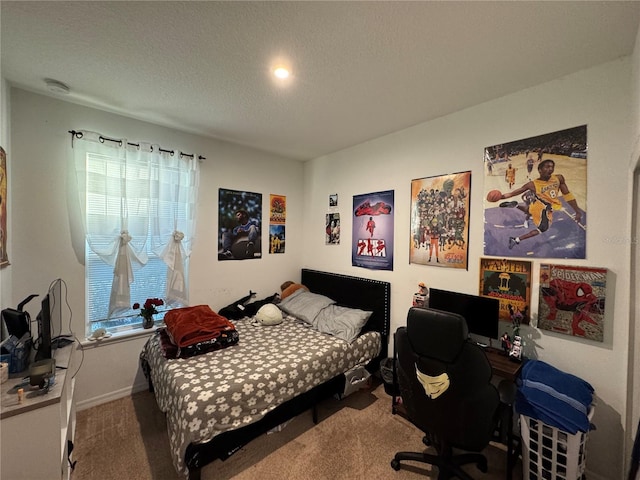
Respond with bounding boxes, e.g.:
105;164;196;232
68;130;206;160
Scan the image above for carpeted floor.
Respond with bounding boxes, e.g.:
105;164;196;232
71;381;522;480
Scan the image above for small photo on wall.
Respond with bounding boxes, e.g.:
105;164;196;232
326;213;340;245
538;264;607;342
483;125;587;259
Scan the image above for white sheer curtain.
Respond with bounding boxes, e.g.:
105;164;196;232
71;131;200;317
150;149;199;305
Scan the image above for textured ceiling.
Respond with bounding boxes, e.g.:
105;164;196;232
2;1;640;161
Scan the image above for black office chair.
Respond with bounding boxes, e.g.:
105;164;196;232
391;307;507;480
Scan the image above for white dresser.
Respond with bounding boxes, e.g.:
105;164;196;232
1;344;78;480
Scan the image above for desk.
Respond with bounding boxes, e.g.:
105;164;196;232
1;345;77;480
484;347;523;382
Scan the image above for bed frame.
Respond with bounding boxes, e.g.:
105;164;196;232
183;268;391;480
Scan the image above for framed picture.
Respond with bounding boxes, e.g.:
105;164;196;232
479;258;532;324
352;190;394;270
483;125;587;258
538;264;607;342
410;171;471;269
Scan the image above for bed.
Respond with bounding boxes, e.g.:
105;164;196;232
140;268;391;480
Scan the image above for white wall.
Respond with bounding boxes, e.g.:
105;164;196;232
9;88;305;408
302;59;633;479
628;21;640;476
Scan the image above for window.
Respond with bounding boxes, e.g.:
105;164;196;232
86;233;173;334
71;131;200;336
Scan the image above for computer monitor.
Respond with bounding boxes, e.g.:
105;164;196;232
428;288;500;343
34;293;52;361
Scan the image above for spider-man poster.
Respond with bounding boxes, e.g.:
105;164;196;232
538;264;607;342
352;190;394;270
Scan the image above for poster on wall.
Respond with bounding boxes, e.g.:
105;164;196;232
269;225;285;253
410;171;471;269
479;258;532;324
326;213;340;245
0;147;7;267
269;194;286;254
352;190;394;270
538;264;607;342
483;125;587;259
218;188;262;260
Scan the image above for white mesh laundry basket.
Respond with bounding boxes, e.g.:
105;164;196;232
520;406;594;480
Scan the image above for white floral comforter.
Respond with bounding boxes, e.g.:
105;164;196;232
141;315;381;477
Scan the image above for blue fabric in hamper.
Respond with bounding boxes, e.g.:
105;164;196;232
515;359;594;434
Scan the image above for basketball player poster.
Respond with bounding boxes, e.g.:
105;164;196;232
538;264;607;342
409;171;471;269
352;190;394;270
483;125;587;259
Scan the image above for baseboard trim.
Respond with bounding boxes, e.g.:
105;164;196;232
76;381;149;411
584;469;607;480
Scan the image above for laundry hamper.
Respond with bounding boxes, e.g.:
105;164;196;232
520;406;594;480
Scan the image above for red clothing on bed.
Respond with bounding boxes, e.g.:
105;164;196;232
164;305;236;348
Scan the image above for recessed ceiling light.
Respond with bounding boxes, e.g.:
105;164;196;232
44;78;70;95
273;67;290;79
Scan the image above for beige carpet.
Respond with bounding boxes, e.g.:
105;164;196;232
71;381;522;480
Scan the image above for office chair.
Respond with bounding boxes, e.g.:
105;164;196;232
391;307;507;480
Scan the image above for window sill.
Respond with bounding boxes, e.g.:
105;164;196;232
80;326;163;348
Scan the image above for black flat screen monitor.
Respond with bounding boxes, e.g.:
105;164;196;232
34;279;63;361
428;288;500;341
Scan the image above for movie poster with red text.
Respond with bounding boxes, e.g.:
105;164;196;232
352;190;394;270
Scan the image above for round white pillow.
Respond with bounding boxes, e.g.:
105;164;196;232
255;304;283;326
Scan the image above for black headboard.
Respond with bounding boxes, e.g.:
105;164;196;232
301;269;391;359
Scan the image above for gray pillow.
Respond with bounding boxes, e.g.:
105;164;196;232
278;289;336;324
313;304;372;343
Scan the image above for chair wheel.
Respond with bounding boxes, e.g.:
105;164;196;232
390;459;401;471
477;457;488;473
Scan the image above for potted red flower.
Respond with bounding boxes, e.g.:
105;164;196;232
133;298;164;329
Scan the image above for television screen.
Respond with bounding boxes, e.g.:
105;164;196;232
428;288;500;341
